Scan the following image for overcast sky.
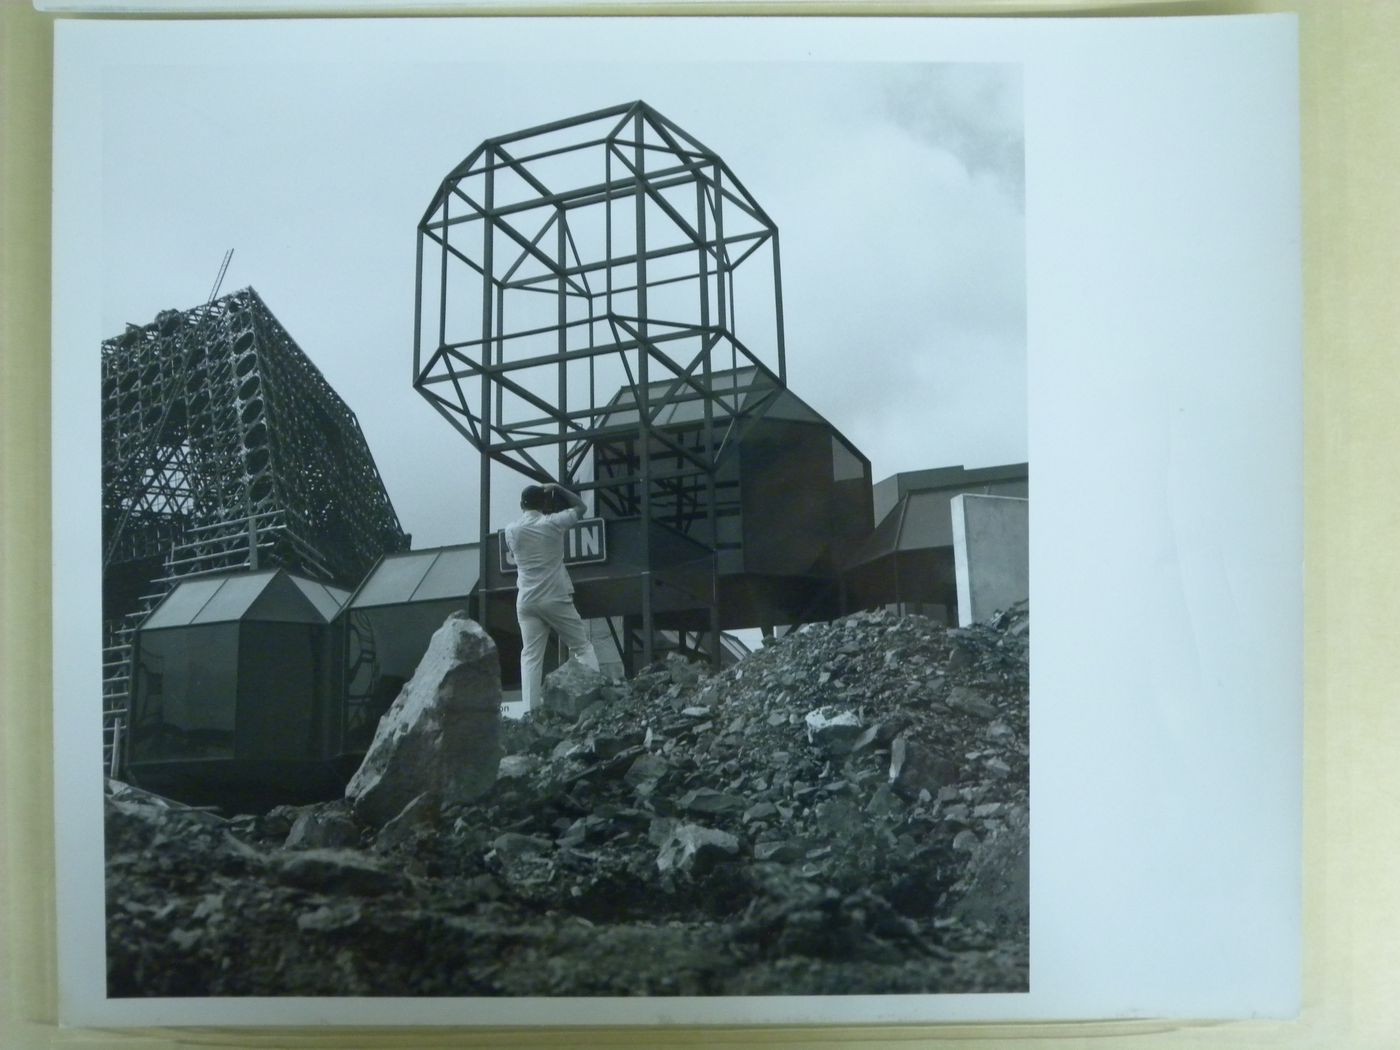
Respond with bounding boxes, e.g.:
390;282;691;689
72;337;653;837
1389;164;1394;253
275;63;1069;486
100;54;1025;549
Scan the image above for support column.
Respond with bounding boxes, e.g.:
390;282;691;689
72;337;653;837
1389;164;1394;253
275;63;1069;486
634;112;654;669
478;150;496;638
698;172;721;670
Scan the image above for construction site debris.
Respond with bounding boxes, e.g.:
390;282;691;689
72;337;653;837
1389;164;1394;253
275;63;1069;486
106;602;1029;997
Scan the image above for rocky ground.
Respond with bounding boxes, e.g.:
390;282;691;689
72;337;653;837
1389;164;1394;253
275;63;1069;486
105;603;1029;997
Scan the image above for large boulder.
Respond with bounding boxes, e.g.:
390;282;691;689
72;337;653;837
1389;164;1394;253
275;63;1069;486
345;612;502;827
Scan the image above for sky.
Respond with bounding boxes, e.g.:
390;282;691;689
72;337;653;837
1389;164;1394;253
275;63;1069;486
100;55;1025;549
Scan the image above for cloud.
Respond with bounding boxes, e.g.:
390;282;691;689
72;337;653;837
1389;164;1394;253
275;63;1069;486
878;65;1025;208
774;111;1026;482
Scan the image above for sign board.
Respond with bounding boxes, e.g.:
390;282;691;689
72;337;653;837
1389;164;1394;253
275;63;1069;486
498;517;607;573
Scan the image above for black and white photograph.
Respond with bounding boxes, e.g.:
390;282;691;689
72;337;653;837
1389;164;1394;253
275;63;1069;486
52;14;1301;1029
96;51;1030;998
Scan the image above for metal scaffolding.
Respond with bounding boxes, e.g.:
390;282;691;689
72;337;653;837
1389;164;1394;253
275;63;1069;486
101;287;409;772
412;101;788;667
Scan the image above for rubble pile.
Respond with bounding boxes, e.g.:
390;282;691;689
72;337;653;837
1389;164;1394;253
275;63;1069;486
106;603;1029;997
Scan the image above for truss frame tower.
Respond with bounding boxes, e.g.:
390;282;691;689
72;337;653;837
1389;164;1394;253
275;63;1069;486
103;287;408;594
412;101;788;664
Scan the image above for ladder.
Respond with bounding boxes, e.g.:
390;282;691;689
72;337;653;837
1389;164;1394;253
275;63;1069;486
101;596;165;777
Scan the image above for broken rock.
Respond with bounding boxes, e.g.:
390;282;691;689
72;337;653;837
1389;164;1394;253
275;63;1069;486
889;733;960;802
373;793;440;854
498;754;540;780
804;708;863;755
666;652;706;688
285;801;360;850
655;824;740;876
951;808;1029;935
623;753;669;791
541;657;610;720
678;788;748;816
947;686;997;720
271;849;402;896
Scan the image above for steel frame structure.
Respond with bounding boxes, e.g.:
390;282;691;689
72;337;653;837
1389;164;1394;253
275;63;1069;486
413;101;788;665
101;287;408;771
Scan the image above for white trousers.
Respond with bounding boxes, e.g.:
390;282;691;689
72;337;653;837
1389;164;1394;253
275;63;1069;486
517;598;599;710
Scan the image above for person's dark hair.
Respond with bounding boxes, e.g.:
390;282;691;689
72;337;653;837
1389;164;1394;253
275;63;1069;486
520;484;550;511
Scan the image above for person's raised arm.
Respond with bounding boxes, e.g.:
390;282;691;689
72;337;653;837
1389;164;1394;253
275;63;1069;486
549;483;586;515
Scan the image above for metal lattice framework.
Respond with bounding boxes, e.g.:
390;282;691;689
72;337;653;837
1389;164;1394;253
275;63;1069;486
103;287;408;591
413;101;787;516
412;101;790;669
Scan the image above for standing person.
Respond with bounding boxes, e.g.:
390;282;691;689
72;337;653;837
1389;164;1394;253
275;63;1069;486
504;482;600;711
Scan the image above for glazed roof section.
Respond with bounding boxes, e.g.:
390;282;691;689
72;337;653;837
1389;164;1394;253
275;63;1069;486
143;569;350;629
596;366;866;464
346;543;481;610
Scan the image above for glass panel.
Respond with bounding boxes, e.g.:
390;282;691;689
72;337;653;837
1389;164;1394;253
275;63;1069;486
765;389;824;425
130;624;237;761
194;572;275;623
246;573;322;624
832;477;872;546
831;434;866;483
413;547;479;601
350;553;434;609
142;577;224;630
237;622;320;760
665;397;709;425
288;577;349;621
599;406;641;428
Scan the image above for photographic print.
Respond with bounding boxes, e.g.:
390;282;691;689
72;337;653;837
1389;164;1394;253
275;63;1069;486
54;14;1301;1028
95;52;1029;998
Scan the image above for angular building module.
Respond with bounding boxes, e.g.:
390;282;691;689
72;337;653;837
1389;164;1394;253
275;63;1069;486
128;569;349;810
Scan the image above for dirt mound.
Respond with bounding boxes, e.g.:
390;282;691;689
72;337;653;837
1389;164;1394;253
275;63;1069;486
106;603;1029;997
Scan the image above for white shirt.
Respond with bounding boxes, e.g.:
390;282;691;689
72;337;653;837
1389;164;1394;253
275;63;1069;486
504;507;581;606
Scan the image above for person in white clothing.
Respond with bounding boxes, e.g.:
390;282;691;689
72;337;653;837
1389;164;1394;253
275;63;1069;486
504;482;600;711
